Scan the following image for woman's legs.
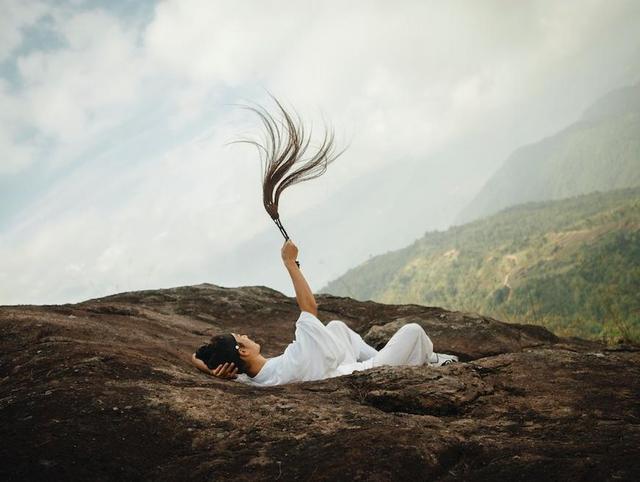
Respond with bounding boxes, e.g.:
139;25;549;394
370;323;433;368
326;320;379;361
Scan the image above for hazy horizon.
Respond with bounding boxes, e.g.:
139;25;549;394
2;0;640;305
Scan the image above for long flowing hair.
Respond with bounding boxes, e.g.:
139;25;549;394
228;92;349;225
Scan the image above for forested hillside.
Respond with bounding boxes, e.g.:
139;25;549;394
320;187;640;343
455;82;640;224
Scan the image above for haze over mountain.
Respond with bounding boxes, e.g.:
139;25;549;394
455;82;640;225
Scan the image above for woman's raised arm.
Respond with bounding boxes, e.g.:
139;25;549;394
281;240;318;316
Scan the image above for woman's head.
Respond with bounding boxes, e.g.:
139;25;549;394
195;333;261;375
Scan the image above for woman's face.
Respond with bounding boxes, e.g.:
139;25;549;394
231;332;261;356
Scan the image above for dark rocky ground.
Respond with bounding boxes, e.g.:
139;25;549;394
1;283;638;481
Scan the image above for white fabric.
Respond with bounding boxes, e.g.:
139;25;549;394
235;311;436;387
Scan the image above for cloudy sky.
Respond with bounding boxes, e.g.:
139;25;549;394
1;0;639;305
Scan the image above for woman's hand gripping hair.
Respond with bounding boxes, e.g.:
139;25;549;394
281;239;299;265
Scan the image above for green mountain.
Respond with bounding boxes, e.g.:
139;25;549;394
455;82;640;225
319;187;640;343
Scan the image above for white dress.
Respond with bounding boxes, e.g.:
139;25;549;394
234;311;439;387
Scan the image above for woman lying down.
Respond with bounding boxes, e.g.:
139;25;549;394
191;240;458;387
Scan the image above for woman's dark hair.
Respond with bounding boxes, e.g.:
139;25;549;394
195;334;249;374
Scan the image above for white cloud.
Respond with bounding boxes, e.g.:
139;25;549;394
15;9;150;164
0;118;275;303
0;0;49;61
0;128;36;174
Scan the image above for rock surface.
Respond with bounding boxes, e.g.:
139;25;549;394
0;283;638;481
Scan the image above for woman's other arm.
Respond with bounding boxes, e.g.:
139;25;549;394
281;240;318;316
191;354;238;379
